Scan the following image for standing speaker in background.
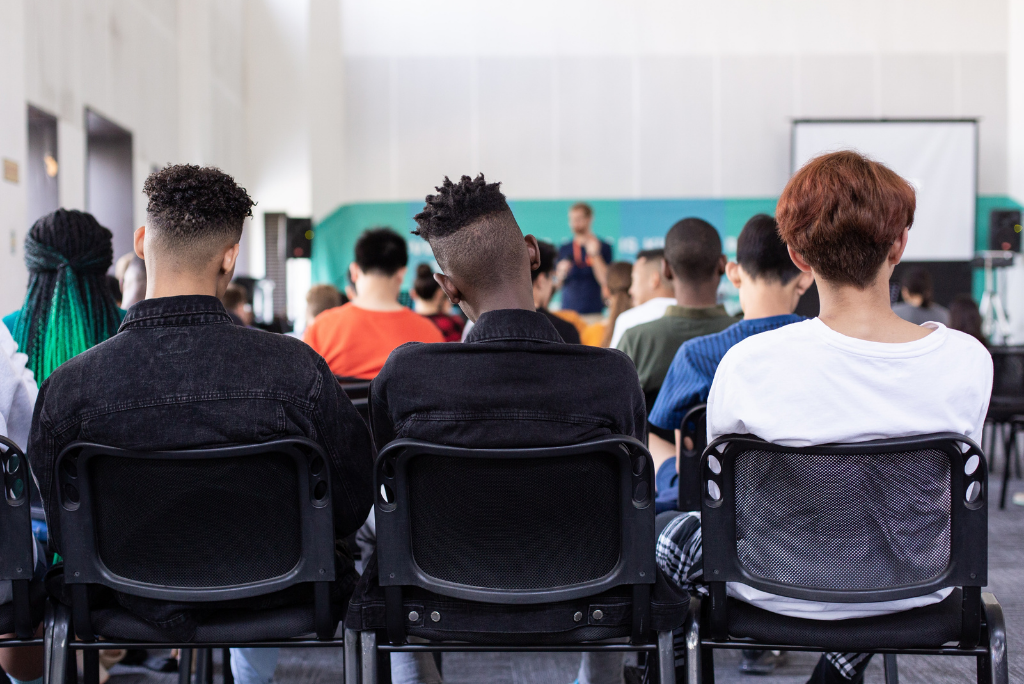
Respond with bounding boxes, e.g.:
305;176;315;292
287;217;313;259
990;209;1022;253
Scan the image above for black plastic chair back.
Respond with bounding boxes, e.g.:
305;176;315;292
700;433;987;645
55;438;337;640
0;436;37;638
989;346;1024;420
677;404;707;512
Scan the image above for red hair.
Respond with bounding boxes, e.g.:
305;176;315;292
776;151;915;288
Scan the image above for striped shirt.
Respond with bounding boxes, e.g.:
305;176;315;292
649;314;804;431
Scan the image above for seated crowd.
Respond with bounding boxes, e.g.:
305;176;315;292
0;151;993;684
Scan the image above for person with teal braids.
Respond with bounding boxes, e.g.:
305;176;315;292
4;209;124;384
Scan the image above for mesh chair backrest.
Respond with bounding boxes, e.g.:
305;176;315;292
732;446;951;591
991;347;1024;399
405;451;622;591
90;453;302;588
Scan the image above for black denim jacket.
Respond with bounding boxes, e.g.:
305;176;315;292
369;308;647;449
27;296;373;633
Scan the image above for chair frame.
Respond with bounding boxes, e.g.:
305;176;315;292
47;438;343;684
676;404;707;512
353;436;677;684
0;435;45;648
683;432;1007;684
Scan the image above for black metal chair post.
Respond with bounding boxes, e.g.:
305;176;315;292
687;433;1007;684
0;436;46;650
676;404;707;512
47;438;342;684
347;437;682;684
987;346;1024;509
337;378;371;427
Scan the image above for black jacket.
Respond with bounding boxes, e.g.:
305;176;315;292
370;308;646;450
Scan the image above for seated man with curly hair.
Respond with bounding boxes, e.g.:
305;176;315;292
28;165;373;684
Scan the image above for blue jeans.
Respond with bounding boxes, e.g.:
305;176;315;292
230;648;279;684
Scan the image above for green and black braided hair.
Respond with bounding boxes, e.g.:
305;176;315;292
12;209;121;383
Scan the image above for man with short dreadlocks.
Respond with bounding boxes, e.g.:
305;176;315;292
27;165;373;684
366;174;647;684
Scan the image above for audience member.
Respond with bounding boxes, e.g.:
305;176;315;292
616;218;736;461
370;174;646;684
304;228;443;378
120;255;147;309
411;263;465;342
4;209;123;383
27;165;374;684
580;261;633;347
555;203;612;314
655;151;992;684
892;266;949;325
305;283;345;325
608;249;675;348
948;294;986;346
532;241;582;343
648;214;812;675
221;283;253;326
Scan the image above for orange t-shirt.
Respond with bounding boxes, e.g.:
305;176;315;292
304;302;444;379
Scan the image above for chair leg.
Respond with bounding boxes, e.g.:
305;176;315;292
179;648;193;684
683;598;701;684
82;650;99;684
1001;424;1012;509
656;630;676;684
981;593;1008;684
221;648;233;684
195;649;212;684
344;628;360;684
360;631;377;684
46;602;71;684
883;654;898;684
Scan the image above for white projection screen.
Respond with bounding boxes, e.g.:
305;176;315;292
792;120;977;260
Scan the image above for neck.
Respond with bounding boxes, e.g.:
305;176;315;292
413;298;442;315
147;270;221;299
739;284;799;320
817;272;930;343
353;275;404;311
672;280;719;308
642;289;675;306
466;282;536;321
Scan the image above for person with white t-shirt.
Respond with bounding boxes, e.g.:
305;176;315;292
608;249;675;348
655;150;993;684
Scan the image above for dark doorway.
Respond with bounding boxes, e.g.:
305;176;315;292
86;109;134;268
27;105;59;228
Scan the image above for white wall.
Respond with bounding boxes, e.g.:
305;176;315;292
0;0;28;314
337;0;1009;202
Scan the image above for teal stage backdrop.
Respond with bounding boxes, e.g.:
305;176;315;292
311;196;1022;305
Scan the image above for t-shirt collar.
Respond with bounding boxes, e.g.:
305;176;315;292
664;304;730;319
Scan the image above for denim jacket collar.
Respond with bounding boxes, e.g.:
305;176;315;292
119;295;233;332
465;308;563;345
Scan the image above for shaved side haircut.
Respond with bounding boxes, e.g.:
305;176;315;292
143;164;255;268
664;218;723;285
413;174;525;287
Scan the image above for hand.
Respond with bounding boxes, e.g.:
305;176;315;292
583;235;602;257
555;259;571;283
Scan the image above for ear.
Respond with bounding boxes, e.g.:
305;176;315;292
434;272;463;306
349;262;360;284
793;271;814;296
889;227;910;265
524;234;541;273
716;254;728;276
724;261;742;289
787;246;813;273
220;243;240;276
661;257;674;282
134;226;146;259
